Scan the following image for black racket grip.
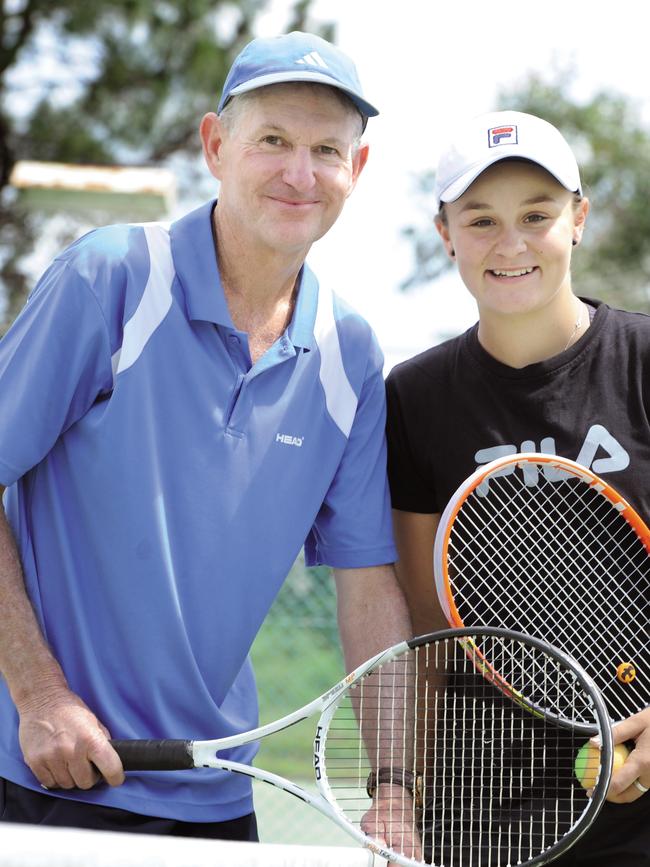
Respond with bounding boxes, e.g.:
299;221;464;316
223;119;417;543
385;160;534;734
110;739;195;770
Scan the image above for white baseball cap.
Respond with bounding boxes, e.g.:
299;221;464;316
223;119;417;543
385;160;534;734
435;110;582;204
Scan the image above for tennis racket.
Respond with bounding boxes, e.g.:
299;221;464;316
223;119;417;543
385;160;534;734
110;626;612;867
434;452;650;724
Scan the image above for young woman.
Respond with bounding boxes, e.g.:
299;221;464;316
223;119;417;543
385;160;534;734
386;110;650;865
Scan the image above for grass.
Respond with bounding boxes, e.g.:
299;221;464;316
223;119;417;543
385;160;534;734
250;563;344;780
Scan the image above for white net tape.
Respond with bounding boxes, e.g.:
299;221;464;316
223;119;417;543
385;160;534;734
0;822;388;867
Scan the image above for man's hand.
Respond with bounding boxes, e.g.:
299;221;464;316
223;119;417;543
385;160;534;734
18;687;124;790
0;496;124;792
360;784;422;861
595;707;650;803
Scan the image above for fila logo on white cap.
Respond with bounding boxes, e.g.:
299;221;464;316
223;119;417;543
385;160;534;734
488;125;518;147
296;51;328;69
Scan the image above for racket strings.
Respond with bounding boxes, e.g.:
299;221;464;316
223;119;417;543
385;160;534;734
451;491;586;620
322;635;601;867
447;469;650;720
449;535;648;720
454;494;611;647
505;473;648;613
456;470;634;580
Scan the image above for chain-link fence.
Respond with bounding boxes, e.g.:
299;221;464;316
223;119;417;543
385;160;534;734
250;552;351;846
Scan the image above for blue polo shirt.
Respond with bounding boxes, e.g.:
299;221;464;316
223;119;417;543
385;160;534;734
0;200;396;820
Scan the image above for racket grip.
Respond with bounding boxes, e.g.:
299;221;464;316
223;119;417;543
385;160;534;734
110;739;195;770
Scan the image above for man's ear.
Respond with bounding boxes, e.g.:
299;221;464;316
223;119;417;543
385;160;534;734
200;112;226;181
345;142;370;197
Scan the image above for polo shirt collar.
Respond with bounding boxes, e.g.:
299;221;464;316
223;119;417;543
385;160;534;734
170;200;233;327
169;199;320;350
288;262;319;351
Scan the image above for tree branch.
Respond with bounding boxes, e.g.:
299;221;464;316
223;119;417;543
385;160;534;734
0;0;40;76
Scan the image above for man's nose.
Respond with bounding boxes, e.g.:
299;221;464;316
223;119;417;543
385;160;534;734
282;146;317;192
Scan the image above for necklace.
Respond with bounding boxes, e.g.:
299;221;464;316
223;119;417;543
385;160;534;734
563;299;584;352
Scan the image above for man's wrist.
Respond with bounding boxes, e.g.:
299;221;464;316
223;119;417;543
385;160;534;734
10;664;69;714
366;767;423;808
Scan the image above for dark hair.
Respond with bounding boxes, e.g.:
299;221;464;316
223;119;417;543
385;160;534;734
436;158;584;225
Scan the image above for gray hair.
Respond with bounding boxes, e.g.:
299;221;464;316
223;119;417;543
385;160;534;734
219;82;364;151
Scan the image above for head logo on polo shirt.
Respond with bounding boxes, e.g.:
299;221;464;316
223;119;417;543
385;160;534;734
276;432;304;447
488;125;517;147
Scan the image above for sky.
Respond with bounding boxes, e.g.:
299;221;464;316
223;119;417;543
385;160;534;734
253;0;650;369
8;1;648;369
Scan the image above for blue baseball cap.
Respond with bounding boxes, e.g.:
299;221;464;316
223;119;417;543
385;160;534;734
217;31;379;124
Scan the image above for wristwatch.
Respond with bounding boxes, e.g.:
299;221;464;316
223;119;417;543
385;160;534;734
366;767;423;809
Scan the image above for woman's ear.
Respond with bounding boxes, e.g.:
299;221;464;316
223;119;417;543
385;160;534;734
435;213;456;260
572;196;590;247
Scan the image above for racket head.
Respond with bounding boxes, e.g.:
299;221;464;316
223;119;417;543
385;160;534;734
434;452;650;722
316;626;612;867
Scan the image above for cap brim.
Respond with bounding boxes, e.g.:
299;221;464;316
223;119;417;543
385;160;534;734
227;71;379;118
440;152;581;203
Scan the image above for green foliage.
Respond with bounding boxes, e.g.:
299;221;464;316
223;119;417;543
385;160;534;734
0;0;323;328
404;70;650;312
250;557;344;779
498;72;650;312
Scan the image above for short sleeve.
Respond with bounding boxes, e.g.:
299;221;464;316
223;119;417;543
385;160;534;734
0;258;113;485
385;368;438;514
304;342;396;569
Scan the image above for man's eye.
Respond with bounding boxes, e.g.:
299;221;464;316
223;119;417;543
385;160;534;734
261;135;283;146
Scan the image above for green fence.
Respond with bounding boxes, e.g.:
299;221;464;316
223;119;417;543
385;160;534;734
249;552;350;845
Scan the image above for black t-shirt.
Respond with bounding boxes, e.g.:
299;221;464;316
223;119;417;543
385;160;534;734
386;298;650;857
386;298;650;524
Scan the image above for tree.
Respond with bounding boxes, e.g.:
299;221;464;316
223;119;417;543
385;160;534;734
403;70;650;313
0;0;328;329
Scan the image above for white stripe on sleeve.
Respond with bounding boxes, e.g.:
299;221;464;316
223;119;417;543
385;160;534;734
111;223;175;380
313;285;358;438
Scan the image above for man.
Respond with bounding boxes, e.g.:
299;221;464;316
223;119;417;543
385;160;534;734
0;31;415;847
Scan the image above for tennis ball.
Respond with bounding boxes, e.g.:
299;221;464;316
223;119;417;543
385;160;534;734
575;741;630;789
617;662;636;684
